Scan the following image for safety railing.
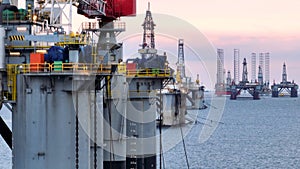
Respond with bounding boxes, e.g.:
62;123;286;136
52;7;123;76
126;68;172;77
7;63;171;76
5;63;172;101
6;63;112;74
81;22;99;30
59;63;112;74
56;33;89;46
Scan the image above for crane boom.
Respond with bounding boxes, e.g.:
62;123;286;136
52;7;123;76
76;0;136;21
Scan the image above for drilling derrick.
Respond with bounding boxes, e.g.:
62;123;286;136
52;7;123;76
124;3;171;169
138;2;157;56
241;58;249;84
143;3;155;49
226;71;232;86
129;3;166;70
177;39;186;81
259;53;264;78
282;62;287;83
258;65;263;85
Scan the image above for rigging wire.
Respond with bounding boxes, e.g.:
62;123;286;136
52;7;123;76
159;88;166;169
93;89;97;169
180;124;190;169
75;92;79;169
106;76;115;169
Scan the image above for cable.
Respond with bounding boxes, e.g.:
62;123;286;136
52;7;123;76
180;124;190;169
75;92;79;169
159;89;162;169
93;89;97;169
162;150;166;169
106;76;115;169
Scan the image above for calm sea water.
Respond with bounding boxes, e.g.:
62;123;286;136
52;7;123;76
1;94;300;168
163;95;300;169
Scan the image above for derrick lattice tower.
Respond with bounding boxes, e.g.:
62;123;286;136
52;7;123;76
282;62;287;83
258;65;263;85
241;58;249;83
177;39;186;79
259;53;264;77
226;70;231;85
142;2;156;50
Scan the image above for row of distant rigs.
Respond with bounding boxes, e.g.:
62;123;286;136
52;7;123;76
215;49;298;100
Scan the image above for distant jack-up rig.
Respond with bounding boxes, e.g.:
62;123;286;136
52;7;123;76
215;49;297;99
215;49;271;99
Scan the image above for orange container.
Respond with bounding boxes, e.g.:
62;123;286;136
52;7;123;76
30;53;45;72
126;63;136;70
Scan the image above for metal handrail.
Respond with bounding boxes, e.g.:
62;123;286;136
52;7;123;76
5;63;172;102
6;63;112;74
126;69;171;77
6;63;171;76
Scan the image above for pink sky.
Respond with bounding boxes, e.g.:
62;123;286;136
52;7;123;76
126;0;300;87
16;1;300;87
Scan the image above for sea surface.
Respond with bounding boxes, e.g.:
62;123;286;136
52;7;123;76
162;94;300;169
1;94;300;168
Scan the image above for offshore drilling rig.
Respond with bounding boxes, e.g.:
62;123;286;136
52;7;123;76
271;62;298;97
230;58;261;100
0;0;174;169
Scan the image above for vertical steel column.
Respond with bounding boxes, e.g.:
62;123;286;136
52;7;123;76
233;49;240;84
251;53;256;82
264;52;270;86
217;49;224;84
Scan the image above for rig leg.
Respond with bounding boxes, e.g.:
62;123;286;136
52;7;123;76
253;91;260;100
271;86;279;97
272;91;279;97
230;85;237;100
291;87;298;97
253;86;260;100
